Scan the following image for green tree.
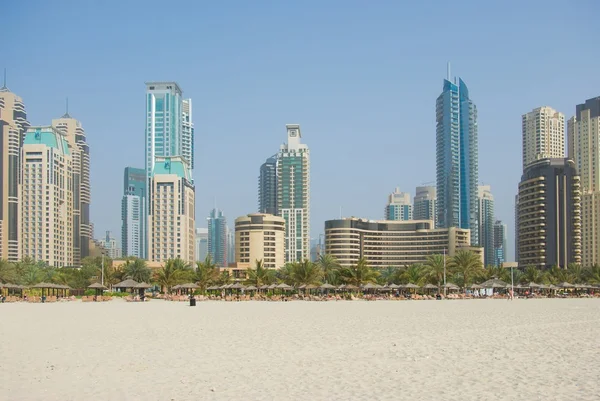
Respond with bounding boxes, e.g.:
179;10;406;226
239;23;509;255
289;260;322;287
378;266;401;285
422;255;446;288
547;265;573;284
123;258;151;282
567;264;584;284
316;254;341;284
195;255;219;292
400;264;425;285
339;257;379;287
276;263;294;285
245;259;274;287
585;264;600;284
215;270;232;286
154;258;191;293
0;259;16;283
521;265;545;284
449;250;483;291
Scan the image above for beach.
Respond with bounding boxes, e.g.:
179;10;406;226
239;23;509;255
1;299;599;401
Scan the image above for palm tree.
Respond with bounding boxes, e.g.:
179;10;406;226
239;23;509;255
215;270;232;286
195;255;219;292
123;258;151;282
449;250;483;291
378;266;401;285
547;265;573;284
245;259;275;287
316;254;341;284
585;264;600;284
567;264;584;284
401;264;425;285
276;263;294;286
422;255;445;288
290;260;322;287
155;259;190;293
521;265;545;284
0;259;16;283
339;257;379;287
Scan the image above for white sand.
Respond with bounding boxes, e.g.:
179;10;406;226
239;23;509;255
1;299;599;401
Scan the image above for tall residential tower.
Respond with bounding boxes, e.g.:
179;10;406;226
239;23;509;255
207;208;227;267
435;70;479;245
522;107;565;170
0;85;29;261
478;185;495;266
277;124;310;262
121;167;146;258
384;188;413;221
258;155;278;215
413;186;436;224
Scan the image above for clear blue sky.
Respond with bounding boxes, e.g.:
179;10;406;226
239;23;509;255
4;0;600;261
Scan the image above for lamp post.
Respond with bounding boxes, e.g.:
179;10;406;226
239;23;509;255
510;263;514;301
443;248;447;297
101;253;104;286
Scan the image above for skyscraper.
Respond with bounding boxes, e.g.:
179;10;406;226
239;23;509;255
148;156;195;263
226;226;235;264
207;208;227;267
522;107;565;170
258;154;277;215
277;124;310;263
195;228;208;262
493;220;507;266
435;69;479;245
478;185;495;266
99;231;121;259
413;186;436;224
21;127;73;267
52;113;91;266
384;188;413;221
121;167;146;258
517;158;581;268
0;84;29;262
181;99;194;170
568;96;600;266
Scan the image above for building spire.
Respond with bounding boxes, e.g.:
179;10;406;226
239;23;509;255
447;62;451;81
62;97;71;118
0;68;7;91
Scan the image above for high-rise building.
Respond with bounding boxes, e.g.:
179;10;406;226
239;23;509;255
478;185;495;266
121;167;146;258
52;113;91;266
235;213;285;269
568;97;600;266
258;154;278;215
21;127;73;267
207;208;227;267
384;188;413;221
277;124;310;262
226;226;235;265
522;107;565;170
0;84;29;262
493;220;507;266
148;156;195;263
99;231;121;259
181;99;194;170
413;186;436;225
435;69;479;245
517;158;581;269
195;228;208;262
325;218;483;268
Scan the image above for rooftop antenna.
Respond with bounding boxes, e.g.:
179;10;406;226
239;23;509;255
63;97;71;118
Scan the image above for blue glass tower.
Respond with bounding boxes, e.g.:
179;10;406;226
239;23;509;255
121;167;146;258
436;69;479;245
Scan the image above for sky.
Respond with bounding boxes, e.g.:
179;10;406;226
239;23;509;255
4;0;600;261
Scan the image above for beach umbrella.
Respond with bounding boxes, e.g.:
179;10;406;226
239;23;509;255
480;279;508;289
404;283;420;289
179;283;199;289
114;279;139;294
319;283;335;289
276;283;293;293
444;283;459;290
469;284;483;290
172;284;181;290
298;284;307;290
362;283;377;290
388;283;400;289
557;282;575;289
423;283;438;289
88;282;108;300
343;284;358;291
527;282;541;288
259;285;270;290
245;285;258;291
134;282;152;300
268;284;277;290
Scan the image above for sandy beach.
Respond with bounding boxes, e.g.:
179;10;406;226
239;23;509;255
1;299;599;401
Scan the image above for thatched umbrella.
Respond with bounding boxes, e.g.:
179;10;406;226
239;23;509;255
114;279;139;294
245;285;258;292
88;282;108;300
319;283;335;295
361;283;377;293
444;283;459;291
528;282;541;289
178;283;199;295
134;282;152;300
32;282;58;302
557;282;575;289
259;284;270;292
480;279;508;289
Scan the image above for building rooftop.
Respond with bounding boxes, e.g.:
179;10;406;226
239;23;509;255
24;126;70;155
152;156;191;180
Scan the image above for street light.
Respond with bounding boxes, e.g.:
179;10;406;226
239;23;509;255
443;248;447;297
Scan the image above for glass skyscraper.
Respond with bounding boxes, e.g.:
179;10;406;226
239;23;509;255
277;124;310;263
435;70;479;245
121;167;146;258
478;185;495;266
207;208;227;267
493;220;507;266
259;154;277;215
414;186;436;225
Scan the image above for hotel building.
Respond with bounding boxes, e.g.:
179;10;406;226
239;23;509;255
324;218;481;268
235;213;285;269
516;158;581;268
522;107;565;169
21;127;73;267
148;156;195;263
384;188;412;221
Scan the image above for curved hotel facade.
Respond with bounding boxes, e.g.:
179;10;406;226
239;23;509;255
325;218;480;268
235;213;285;269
